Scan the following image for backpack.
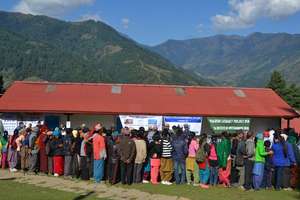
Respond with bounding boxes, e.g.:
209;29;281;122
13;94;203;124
196;146;206;163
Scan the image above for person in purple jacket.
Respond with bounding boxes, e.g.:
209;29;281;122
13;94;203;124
272;132;296;191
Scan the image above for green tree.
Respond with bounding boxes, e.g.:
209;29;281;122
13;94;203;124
267;71;300;109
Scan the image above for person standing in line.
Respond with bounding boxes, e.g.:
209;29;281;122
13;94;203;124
235;132;246;188
208;136;219;187
119;128;136;185
149;134;162;184
243;132;255;190
217;132;231;187
196;134;210;189
80;127;91;180
93;128;106;184
28;126;39;174
0;131;8;169
8;129;19;172
272;133;296;190
160;128;173;185
63;128;74;178
172;128;188;185
186;132;200;186
287;131;300;189
252;132;273;191
261;140;274;190
16;129;29;172
107;131;120;184
71;129;83;179
38;125;49;174
133;130;147;183
50;128;64;177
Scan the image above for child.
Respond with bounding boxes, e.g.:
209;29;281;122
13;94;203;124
149;134;162;184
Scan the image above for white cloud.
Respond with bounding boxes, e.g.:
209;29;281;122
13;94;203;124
14;0;95;17
80;13;102;22
212;0;300;31
121;18;130;29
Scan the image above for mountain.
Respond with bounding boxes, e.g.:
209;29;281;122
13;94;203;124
0;11;209;87
151;33;300;87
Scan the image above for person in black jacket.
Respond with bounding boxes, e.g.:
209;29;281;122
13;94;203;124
149;134;162;184
71;129;82;179
107;131;120;184
63;128;73;177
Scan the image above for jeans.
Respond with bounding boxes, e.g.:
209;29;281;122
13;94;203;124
199;168;210;184
174;159;186;184
252;163;264;190
93;159;105;183
133;163;143;183
261;168;272;189
209;166;218;185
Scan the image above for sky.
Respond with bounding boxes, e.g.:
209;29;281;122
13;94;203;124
1;0;300;45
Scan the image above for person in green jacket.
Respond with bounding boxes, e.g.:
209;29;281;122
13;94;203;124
217;132;231;169
253;132;273;190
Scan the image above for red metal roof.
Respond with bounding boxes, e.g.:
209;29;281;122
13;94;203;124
0;81;298;118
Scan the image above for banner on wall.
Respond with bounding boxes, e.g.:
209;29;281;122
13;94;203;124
119;115;163;131
164;116;203;135
208;117;251;133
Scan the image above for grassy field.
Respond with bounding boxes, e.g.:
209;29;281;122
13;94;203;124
120;183;300;200
0;179;102;200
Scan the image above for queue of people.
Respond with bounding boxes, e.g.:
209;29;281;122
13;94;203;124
0;121;300;191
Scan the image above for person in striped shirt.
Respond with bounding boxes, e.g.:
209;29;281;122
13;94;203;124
160;128;173;185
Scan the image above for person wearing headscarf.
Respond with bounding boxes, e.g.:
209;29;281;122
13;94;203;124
38;125;49;174
0;131;8;169
252;132;273;191
93;127;106;184
28;126;40;173
50;127;64;176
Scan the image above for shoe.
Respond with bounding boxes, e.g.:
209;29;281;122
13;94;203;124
54;173;59;177
161;181;166;185
193;183;200;187
142;180;149;184
283;188;293;191
200;184;209;189
10;168;18;172
165;181;172;185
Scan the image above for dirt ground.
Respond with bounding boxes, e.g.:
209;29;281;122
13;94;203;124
0;170;188;200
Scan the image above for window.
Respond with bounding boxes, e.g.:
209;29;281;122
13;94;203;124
111;85;122;94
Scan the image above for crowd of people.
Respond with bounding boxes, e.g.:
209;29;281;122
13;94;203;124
0;121;300;191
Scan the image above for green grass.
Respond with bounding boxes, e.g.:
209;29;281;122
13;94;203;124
0;180;103;200
120;183;300;200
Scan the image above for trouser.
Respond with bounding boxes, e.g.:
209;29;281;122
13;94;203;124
186;157;200;184
174;159;186;184
20;146;29;170
282;166;291;188
64;155;73;176
244;159;254;189
199;167;210;184
72;154;81;178
53;156;64;175
290;166;300;188
8;148;18;169
88;155;93;178
133;163;143;183
150;158;160;184
1;152;7;169
120;161;134;185
93;159;105;183
261;168;272;188
160;158;173;182
108;161;119;184
236;166;245;187
80;156;90;180
209;166;219;185
47;156;53;174
28;153;38;172
252;163;264;190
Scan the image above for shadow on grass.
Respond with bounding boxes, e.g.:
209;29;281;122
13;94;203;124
0;177;16;180
73;191;95;200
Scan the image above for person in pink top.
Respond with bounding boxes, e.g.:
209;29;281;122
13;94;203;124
92;124;106;183
209;136;219;186
186;132;200;186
